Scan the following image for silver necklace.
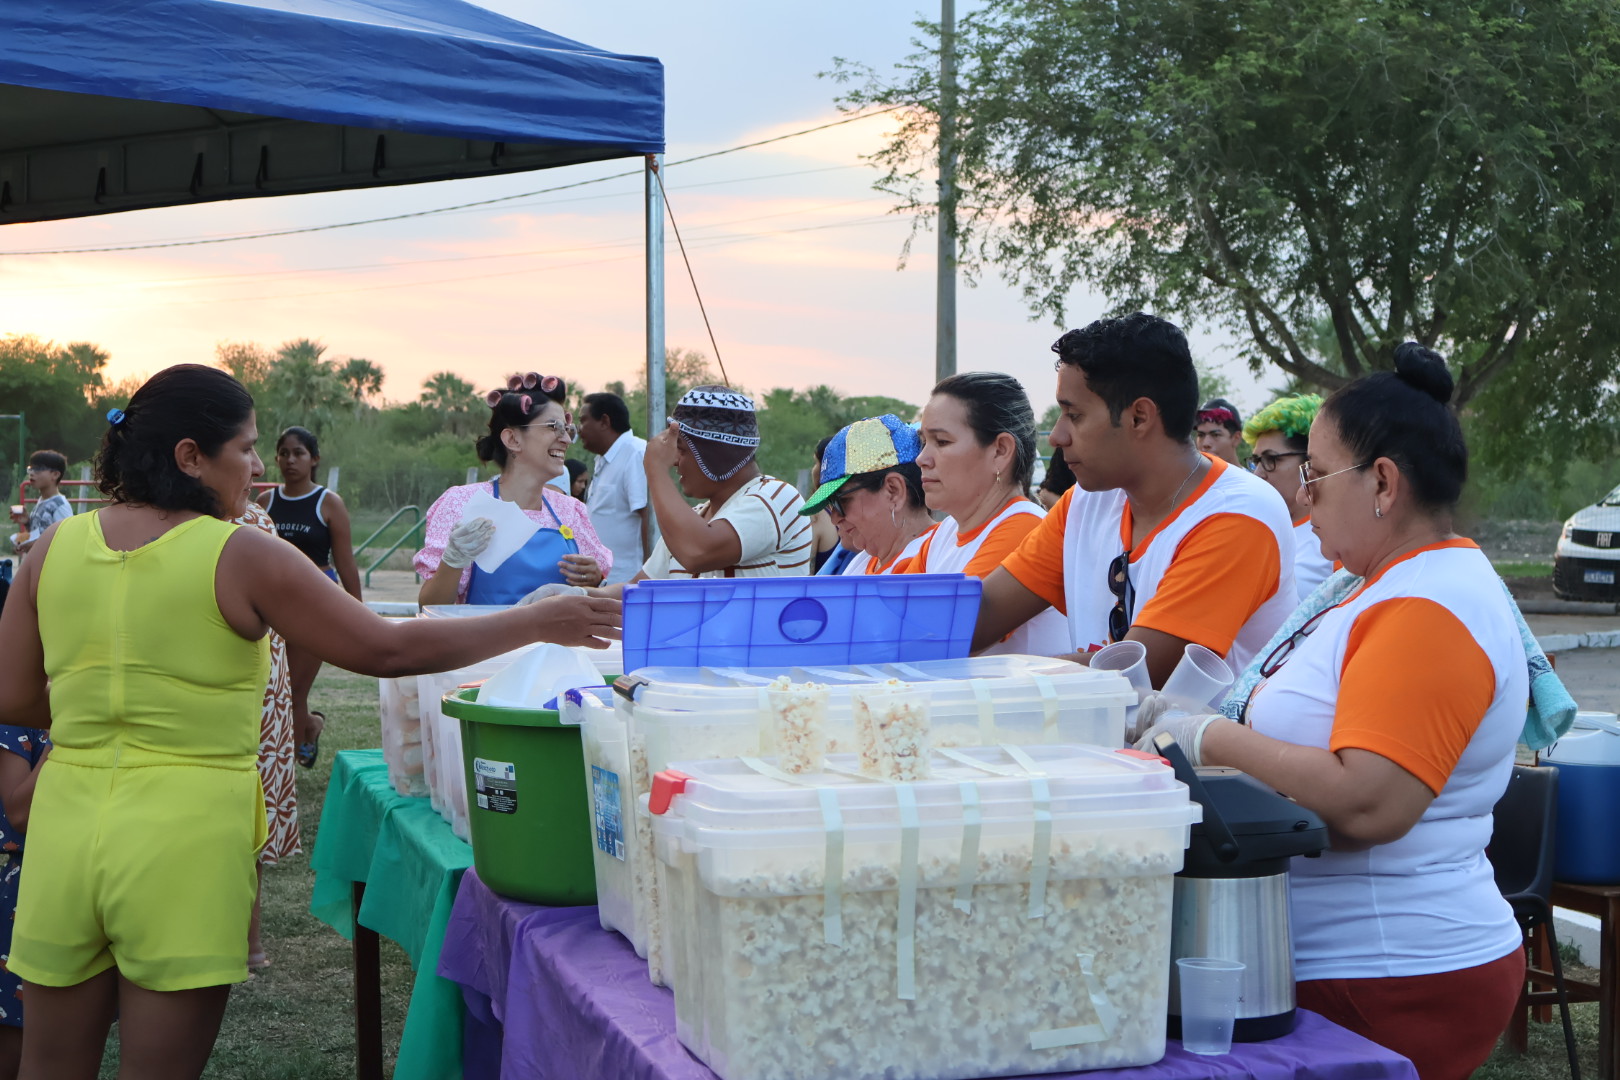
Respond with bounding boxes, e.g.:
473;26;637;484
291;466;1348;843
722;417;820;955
1165;455;1204;513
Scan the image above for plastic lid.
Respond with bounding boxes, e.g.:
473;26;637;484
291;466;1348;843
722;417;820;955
619;655;1132;713
663;744;1199;838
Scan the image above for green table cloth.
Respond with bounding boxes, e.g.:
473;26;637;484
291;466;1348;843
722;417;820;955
311;749;473;1080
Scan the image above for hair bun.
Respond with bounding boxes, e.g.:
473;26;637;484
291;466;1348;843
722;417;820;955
1392;341;1454;405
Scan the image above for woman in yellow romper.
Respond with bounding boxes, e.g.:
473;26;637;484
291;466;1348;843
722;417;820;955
0;365;623;1080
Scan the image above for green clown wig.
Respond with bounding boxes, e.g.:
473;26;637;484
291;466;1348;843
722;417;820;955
1243;394;1324;445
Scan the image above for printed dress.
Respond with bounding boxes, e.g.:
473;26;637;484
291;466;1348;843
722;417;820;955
0;725;50;1027
236;503;300;863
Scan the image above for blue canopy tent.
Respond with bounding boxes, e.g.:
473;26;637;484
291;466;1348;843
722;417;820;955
0;0;669;422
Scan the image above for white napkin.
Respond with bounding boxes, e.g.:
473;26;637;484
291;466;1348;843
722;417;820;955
459;490;540;574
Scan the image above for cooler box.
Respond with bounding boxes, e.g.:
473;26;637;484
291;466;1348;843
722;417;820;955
650;745;1200;1080
621;575;982;672
1542;712;1620;884
442;686;602;905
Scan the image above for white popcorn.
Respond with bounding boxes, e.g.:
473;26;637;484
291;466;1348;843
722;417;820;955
766;678;829;775
668;832;1180;1080
854;682;932;783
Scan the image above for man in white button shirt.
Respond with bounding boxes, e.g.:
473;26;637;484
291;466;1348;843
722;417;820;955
579;392;650;585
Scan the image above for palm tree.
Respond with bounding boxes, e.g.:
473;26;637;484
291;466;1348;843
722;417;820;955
267;338;345;433
419;371;478;437
339;357;385;409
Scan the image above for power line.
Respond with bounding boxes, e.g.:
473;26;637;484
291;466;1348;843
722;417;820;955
80;215;902;311
2;196;892;294
0;108;904;257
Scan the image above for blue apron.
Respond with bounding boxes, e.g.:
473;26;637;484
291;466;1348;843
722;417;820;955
465;479;581;605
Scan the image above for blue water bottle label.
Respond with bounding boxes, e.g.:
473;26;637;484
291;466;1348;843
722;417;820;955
591;765;625;860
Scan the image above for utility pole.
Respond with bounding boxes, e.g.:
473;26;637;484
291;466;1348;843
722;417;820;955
935;0;958;383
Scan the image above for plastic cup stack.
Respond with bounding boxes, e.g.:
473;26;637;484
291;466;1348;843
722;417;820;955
1176;957;1246;1056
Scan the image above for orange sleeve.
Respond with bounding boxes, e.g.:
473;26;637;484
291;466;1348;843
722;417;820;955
962;512;1045;579
1329;597;1496;794
999;488;1071;613
1131;513;1281;658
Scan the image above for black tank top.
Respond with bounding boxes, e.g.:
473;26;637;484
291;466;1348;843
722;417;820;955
266;486;333;567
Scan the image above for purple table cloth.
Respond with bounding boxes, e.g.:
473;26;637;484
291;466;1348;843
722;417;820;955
439;869;1419;1080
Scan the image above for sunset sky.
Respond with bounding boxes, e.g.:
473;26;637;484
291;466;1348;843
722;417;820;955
0;0;1267;417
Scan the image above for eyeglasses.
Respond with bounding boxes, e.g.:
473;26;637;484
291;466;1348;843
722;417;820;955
1107;551;1135;642
533;419;578;443
1236;606;1336;724
826;483;868;519
1298;459;1369;503
1247;450;1306;474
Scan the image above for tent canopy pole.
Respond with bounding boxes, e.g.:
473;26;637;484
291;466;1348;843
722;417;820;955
645;153;666;439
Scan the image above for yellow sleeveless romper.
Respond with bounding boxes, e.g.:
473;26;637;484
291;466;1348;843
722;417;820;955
10;512;269;991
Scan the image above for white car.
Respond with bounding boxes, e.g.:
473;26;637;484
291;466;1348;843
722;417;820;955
1554;483;1620;601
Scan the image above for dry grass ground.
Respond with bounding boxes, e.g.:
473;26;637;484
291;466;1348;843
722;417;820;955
88;665;1599;1078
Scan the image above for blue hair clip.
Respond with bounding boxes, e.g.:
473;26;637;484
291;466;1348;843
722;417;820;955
106;408;126;426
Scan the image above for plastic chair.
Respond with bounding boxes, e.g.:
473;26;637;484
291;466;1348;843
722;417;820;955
1490;764;1581;1080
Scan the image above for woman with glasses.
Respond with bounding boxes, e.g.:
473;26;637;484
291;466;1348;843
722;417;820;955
1242;394;1333;600
1136;343;1525;1080
416;373;610;605
909;373;1068;653
799;415;935;576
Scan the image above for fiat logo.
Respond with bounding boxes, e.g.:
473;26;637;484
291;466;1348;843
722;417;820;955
1601;532;1615;548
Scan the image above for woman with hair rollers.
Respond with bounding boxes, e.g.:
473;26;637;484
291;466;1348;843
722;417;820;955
910;372;1069;654
1135;344;1527;1079
0;364;619;1079
415;372;612;606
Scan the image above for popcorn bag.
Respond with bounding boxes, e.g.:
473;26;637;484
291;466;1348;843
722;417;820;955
766;678;830;775
652;746;1201;1080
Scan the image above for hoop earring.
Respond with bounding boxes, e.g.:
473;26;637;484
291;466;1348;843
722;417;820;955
891;506;899;528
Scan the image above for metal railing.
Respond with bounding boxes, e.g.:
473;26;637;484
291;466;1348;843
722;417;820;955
354;505;424;589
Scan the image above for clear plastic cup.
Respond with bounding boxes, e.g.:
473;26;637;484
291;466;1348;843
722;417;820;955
1091;640;1150;693
1176;957;1245;1055
1161;644;1235;712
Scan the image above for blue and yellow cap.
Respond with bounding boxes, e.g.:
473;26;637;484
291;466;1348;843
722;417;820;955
800;414;921;515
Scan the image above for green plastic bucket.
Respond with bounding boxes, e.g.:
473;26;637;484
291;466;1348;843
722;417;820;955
443;685;609;905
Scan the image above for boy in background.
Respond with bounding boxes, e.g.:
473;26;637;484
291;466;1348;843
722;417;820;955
14;451;73;558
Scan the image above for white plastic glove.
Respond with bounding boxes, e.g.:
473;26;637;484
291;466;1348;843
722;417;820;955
1132;706;1227;767
441;517;495;570
1126;692;1211;744
517;582;588;606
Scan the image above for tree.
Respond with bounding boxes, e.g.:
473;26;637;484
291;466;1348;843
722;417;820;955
260;338;347;435
339;357;386;409
419;372;479;438
0;335;109;480
835;0;1620;417
603;346;720;438
215;341;272;395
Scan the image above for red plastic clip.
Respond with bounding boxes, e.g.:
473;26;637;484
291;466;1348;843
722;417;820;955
649;770;692;815
1115;748;1169;767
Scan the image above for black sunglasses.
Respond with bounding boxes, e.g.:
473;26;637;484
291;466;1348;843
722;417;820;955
1107;551;1134;643
1236;606;1334;724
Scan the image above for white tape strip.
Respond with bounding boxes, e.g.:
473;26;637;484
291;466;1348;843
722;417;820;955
954;781;981;913
1028;953;1121;1050
936;746;1025;778
999;744;1052;919
818;787;845;947
972;678;996;743
895;784;920;1001
1031;673;1060;741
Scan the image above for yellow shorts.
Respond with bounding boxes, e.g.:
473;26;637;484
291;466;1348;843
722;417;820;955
9;749;266;992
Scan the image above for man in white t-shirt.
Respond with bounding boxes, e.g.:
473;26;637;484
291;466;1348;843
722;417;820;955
579;392;650;585
600;387;811;590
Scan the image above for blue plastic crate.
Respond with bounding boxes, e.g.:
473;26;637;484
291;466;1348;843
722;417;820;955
620;575;982;672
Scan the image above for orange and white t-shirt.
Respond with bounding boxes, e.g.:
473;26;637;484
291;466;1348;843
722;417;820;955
842;526;934;577
912;499;1070;655
1293;517;1334;601
1246;539;1524;980
1001;455;1296;672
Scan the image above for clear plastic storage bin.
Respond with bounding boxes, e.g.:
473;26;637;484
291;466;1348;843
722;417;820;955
378;676;429;797
593;657;1136;983
652;746;1199;1080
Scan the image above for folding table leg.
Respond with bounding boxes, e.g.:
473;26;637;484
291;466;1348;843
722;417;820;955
354;881;384;1080
1604;894;1618;1080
